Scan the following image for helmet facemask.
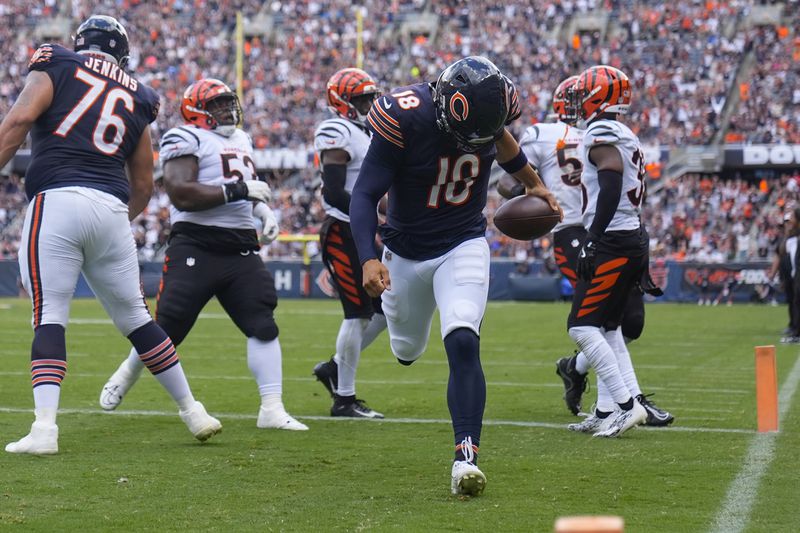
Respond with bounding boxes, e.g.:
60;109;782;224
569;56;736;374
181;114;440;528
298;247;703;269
205;94;242;137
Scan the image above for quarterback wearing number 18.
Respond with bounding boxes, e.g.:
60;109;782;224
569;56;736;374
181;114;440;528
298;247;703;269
350;56;560;496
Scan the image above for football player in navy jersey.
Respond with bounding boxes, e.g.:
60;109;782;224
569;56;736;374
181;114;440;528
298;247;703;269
350;56;561;496
0;15;222;454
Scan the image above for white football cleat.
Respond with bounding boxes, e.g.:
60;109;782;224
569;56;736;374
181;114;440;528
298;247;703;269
593;400;647;438
5;421;59;455
451;461;486;496
179;401;222;442
567;413;611;433
257;406;308;431
99;359;141;411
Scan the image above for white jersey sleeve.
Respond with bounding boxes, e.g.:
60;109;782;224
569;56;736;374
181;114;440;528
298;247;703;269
313;118;371;223
314;119;356;161
580;120;645;232
159;126;202;162
518;122;585;231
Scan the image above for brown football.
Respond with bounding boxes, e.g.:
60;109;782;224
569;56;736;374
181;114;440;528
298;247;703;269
493;195;561;240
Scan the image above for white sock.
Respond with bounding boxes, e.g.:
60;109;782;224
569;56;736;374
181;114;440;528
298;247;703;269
125;347;146;375
33;384;60;412
333;313;387;367
335;318;367;397
34;406;57;425
575;351;590;374
248;337;283;398
569;326;631;405
595;377;615;414
605;327;642;398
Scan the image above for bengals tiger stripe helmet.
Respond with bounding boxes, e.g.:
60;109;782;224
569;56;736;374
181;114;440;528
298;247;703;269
572;66;631;123
181;78;242;137
326;68;380;125
552;75;579;125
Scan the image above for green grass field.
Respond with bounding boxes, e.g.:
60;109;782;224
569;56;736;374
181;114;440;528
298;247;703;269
0;297;797;532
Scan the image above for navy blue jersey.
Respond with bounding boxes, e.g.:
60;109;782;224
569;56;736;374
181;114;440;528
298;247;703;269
25;44;159;202
361;83;496;260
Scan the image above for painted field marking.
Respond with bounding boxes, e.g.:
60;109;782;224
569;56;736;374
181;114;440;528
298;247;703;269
708;353;800;533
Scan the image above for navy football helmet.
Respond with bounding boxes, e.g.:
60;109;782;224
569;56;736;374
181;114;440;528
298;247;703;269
74;15;130;69
433;56;515;152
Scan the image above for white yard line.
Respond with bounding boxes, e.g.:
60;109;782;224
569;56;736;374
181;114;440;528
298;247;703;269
0;406;753;434
708;354;800;533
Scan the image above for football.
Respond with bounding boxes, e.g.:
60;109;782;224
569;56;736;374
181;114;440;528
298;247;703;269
493;195;561;240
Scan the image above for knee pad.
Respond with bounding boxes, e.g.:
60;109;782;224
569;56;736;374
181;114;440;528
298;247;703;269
244;318;279;342
442;299;482;338
620;310;644;341
391;336;426;363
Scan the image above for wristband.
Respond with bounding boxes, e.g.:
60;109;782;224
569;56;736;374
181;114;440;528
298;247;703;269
223;181;247;203
498;148;528;175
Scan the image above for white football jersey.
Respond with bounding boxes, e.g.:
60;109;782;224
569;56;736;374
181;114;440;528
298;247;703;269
519;121;585;232
580;119;645;232
313;117;371;223
159;126;257;229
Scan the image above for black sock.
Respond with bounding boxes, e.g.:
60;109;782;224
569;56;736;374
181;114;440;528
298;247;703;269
596;409;612;419
444;328;485;463
618;398;634;411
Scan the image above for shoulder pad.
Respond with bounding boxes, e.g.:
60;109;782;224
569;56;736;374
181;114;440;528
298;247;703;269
366;96;404;148
314;119;352;152
159;127;201;161
28;44;57;71
586;121;623;146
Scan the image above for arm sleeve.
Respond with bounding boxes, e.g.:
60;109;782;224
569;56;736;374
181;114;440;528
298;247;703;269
589;168;622;238
159;127;201;162
320;163;350;214
503;75;521;125
350;134;401;264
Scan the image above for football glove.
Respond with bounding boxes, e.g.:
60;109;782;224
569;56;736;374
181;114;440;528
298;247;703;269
223;179;272;204
576;237;598;281
253;203;279;245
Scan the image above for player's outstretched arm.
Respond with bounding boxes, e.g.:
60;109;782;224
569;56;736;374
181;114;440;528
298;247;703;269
0;71;53;169
126;127;155;220
495;129;562;219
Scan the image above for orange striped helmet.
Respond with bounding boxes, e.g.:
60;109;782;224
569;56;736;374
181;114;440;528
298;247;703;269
326;68;380;124
552;75;579;124
573;66;631;122
181;78;242;136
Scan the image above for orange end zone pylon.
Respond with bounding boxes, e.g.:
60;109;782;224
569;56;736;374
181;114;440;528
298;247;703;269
554;515;624;533
755;345;778;432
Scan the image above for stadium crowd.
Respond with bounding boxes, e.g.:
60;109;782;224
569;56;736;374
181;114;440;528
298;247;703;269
0;0;798;264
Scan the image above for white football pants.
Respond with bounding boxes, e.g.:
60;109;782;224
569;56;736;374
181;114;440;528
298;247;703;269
19;187;151;335
381;237;490;363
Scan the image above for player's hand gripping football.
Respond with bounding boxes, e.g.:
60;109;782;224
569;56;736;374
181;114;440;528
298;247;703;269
576;237;598;281
525;184;563;222
362;259;391;297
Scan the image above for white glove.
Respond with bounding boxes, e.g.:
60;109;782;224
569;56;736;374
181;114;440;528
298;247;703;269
244;180;272;203
253;203;279;245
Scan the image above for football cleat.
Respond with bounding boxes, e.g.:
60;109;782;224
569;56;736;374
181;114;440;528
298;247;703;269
780;335;800;344
257;405;309;431
331;396;384;419
312;357;338;398
555;354;588;415
636;394;674;427
593;401;647;438
567;412;612;433
179;401;222;442
5;421;59;455
99;358;141;411
451;460;487;496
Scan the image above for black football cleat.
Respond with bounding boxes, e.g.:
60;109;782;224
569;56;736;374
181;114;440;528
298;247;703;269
555;354;588;415
331;395;384;418
312;357;338;398
636;393;674;427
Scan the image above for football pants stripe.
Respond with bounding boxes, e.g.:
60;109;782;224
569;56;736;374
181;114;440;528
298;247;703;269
27;193;45;327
